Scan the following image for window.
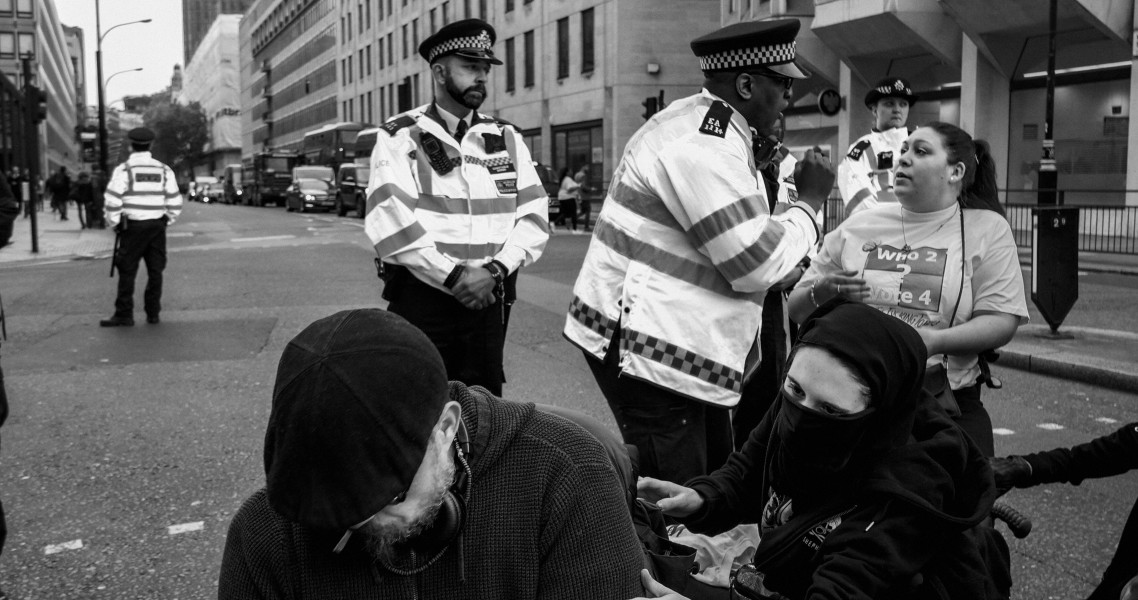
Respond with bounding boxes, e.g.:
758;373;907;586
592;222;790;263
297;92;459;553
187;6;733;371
347;55;354;83
505;37;515;92
581;8;594;73
343;100;349;119
0;33;13;59
524;30;534;88
340;16;345;40
464;0;470;18
348;98;354;120
430;9;437;34
388;33;394;65
347;12;352;41
367;44;372;75
359;49;365;79
387;0;392;17
524;0;532;4
358;3;364;34
367;91;373;122
557;17;569;79
341;58;347;84
380;89;386;120
402;24;408;59
360;94;366;121
379;39;385;68
505;0;513;13
442;1;449;25
412;73;420;105
16;0;30;16
412;18;419;50
0;0;11;15
366;0;371;28
479;0;486;19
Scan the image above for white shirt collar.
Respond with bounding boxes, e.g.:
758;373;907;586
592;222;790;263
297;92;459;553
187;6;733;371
434;103;473;136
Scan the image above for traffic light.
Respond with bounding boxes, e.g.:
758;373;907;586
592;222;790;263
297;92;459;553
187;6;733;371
641;96;658;120
28;86;47;123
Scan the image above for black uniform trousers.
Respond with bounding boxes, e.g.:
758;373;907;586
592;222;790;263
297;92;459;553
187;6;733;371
585;338;733;486
113;218;167;320
385;272;505;396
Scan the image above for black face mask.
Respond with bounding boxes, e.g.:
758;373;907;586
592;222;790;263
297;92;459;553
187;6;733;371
771;392;875;499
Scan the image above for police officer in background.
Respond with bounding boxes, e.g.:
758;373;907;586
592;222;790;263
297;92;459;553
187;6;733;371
837;77;918;217
365;19;549;396
564;19;835;485
100;127;183;327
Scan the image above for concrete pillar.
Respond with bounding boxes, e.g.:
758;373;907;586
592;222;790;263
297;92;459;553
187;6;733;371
1127;33;1138;206
960;35;1010;201
837;63;870;159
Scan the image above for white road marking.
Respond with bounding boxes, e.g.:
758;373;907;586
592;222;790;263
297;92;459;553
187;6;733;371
1096;417;1119;424
992;428;1015;436
1037;423;1065;430
44;539;83;554
167;232;194;238
230;235;295;242
167;521;204;535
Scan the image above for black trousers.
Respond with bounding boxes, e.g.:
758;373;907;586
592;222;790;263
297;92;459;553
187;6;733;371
733;291;792;449
386;273;505;396
113;218;167;319
585;341;733;485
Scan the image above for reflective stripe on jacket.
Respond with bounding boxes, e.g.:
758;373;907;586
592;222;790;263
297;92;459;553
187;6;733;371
104;152;182;227
564;90;819;407
837;128;908;217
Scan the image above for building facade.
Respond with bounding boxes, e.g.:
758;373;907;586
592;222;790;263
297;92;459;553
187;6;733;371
182;14;243;176
185;0;255;66
240;0;339;156
0;0;80;175
333;0;718;188
722;0;1138;208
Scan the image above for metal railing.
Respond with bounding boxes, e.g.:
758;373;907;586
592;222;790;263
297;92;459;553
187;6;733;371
819;190;1138;255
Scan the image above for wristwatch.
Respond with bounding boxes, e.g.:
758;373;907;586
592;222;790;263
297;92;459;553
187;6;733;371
484;261;506;285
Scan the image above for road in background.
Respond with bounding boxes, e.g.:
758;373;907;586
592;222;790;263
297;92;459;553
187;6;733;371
0;202;1134;599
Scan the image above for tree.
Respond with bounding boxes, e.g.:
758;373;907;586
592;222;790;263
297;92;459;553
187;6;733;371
142;100;208;175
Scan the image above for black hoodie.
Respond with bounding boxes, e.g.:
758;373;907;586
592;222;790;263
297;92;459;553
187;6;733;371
684;301;1002;600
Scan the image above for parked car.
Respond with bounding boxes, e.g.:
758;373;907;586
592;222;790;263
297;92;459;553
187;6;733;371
285;178;335;213
334;163;370;218
190;176;220;203
533;162;559;219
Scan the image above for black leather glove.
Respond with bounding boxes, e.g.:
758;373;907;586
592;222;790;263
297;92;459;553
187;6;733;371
113;221;124;234
989;456;1033;496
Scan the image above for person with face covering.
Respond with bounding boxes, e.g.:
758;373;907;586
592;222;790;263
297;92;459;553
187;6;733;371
635;300;1005;600
837;78;918;217
218;309;644;599
365;18;549;396
788;122;1028;459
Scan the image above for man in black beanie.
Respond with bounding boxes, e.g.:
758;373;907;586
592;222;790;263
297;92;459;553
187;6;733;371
218;309;643;599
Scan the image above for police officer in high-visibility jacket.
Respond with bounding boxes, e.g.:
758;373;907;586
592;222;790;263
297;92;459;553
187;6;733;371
100;127;182;327
365;19;548;396
564;19;835;485
837;77;918;218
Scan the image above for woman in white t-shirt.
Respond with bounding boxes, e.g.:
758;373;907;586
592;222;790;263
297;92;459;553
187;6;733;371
556;167;581;232
788;122;1028;456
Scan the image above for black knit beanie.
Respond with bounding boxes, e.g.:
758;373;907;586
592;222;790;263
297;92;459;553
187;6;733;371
264;309;449;531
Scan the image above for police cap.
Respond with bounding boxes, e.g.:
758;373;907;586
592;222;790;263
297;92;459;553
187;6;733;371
127;127;155;144
865;78;918;108
418;18;503;65
690;19;808;79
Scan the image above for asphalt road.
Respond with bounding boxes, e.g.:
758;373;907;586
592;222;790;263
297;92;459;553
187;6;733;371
0;202;1134;599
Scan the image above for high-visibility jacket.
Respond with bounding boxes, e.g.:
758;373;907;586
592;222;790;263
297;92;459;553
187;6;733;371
365;103;548;290
563;90;820;408
104;152;182;227
837;127;908;217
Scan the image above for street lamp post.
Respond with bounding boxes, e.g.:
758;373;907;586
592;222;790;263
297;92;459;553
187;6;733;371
95;0;150;174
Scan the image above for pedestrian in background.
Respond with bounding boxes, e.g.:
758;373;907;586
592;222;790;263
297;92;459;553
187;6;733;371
46;166;70;221
365;18;549;396
91;169;108;229
100;127;183;327
789;122;1028;458
556;166;581;233
69;171;94;229
837;77;917;218
574;164;593;231
0;170;17;248
565;19;834;485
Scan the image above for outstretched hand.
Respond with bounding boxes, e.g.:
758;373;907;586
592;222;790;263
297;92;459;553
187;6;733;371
636;477;704;518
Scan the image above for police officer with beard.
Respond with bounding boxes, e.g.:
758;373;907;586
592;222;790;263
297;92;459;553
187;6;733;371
365;19;549;396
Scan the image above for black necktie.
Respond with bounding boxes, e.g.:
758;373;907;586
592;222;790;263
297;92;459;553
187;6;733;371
454;119;468;142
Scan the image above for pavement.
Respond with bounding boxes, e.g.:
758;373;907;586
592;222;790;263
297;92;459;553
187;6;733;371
3;211;1136;393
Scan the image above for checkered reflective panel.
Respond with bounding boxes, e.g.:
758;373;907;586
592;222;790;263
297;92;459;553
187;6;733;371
568;296;619;344
464;155;512;169
427;30;494;62
621;328;744;393
698;42;795;71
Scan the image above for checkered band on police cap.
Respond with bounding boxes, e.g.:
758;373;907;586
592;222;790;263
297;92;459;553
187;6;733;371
697;41;796;71
428;29;493;63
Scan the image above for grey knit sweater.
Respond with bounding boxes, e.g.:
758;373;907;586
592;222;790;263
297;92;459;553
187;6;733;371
218;382;644;599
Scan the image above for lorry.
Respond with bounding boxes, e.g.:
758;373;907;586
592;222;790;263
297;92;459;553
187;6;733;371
241;150;299;207
222;164;243;204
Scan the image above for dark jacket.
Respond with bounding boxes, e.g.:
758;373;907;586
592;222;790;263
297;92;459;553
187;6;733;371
0;172;17;248
218;382;644;599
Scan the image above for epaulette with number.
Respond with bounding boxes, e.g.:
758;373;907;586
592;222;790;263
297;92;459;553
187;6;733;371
847;139;872;160
698;101;732;138
380;115;417;136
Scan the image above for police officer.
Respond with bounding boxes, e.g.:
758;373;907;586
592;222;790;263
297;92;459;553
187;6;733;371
564;19;834;485
837;77;918;217
365;18;549;396
100;127;182;327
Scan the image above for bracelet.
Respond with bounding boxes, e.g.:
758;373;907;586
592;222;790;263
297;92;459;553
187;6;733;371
443;265;466;289
810;279;821;307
